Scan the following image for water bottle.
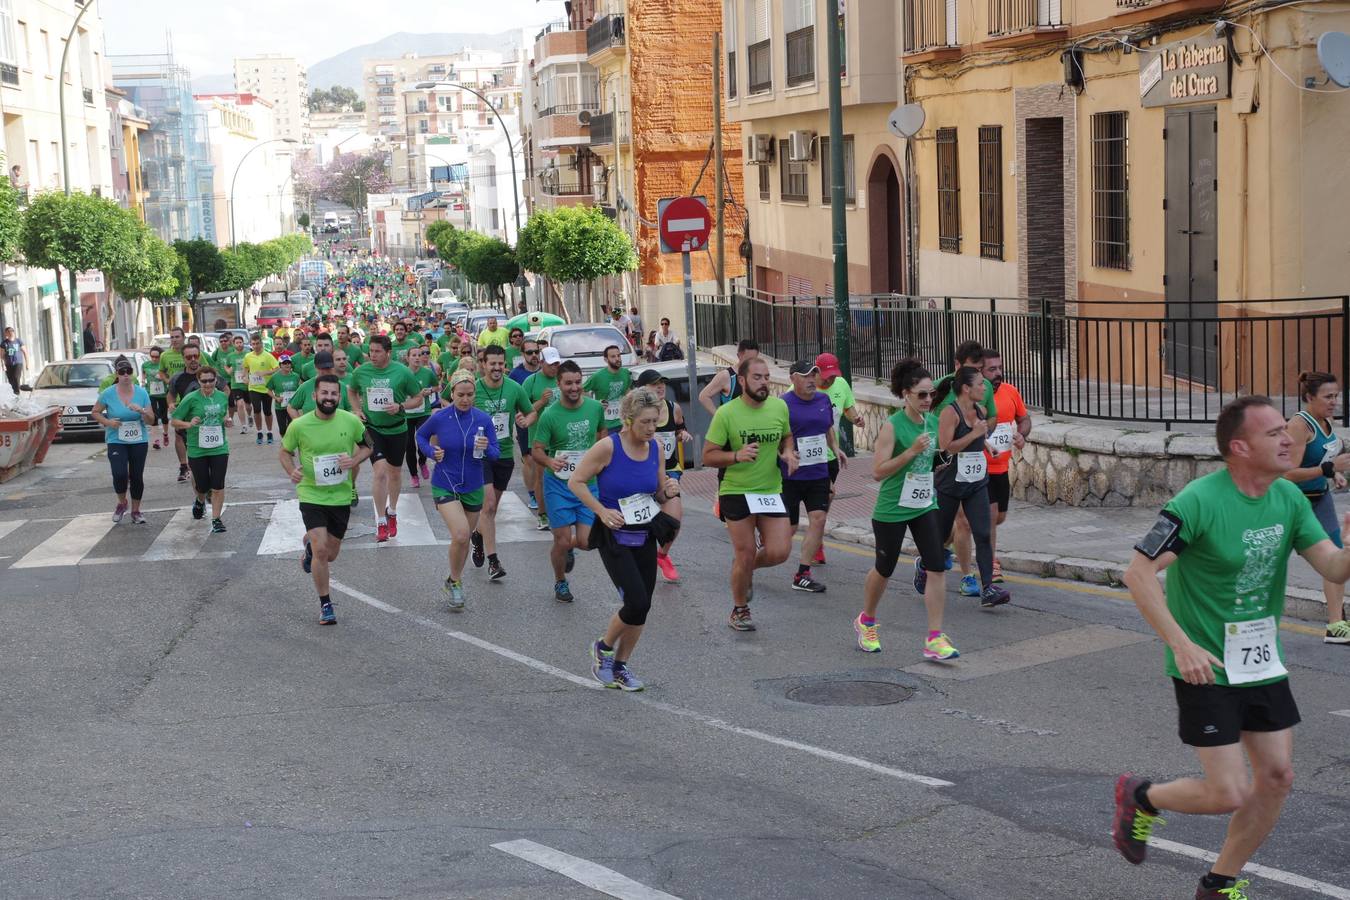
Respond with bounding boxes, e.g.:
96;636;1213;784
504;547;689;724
473;425;486;460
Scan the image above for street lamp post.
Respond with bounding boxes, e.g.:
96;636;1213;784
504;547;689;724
58;0;98;359
229;137;299;248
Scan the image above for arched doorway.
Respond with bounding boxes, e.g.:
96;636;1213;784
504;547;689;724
867;151;905;295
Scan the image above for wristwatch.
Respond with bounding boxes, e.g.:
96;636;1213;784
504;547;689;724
1323;460;1336;479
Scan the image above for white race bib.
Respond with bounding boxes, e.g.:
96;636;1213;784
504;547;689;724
367;387;396;411
658;431;677;459
198;425;224;449
234;367;245;383
797;433;828;463
117;420;144;442
619;492;659;525
744;492;786;514
604;398;622;422
148;380;165;396
280;391;295;406
492;412;510;440
1223;617;1287;685
248;372;265;387
833;405;843;432
554;450;584;478
988;423;1015;455
956;451;987;483
899;471;935;509
407;395;427;415
313;453;347;486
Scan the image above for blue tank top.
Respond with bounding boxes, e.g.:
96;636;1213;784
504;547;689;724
1295;410;1341;493
597;433;661;511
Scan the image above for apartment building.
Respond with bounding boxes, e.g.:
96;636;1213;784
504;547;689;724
527;14;600;215
195;93;295;246
363;50;505;137
233;54;309;141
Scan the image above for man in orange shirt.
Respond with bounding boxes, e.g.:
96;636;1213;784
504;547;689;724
981;349;1032;581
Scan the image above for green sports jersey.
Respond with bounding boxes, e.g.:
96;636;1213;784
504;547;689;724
823;377;856;462
474;376;532;458
505;346;522;370
292;354;317;381
174;389;231;457
98;374;117;391
282;409;366;506
243;351;279;394
288;375;352;414
534;397;604;480
159;349;186;380
583;366;633;430
707;395;791;496
341;343;366;368
143;361;167;398
1159;470;1325;687
349;360;420;434
218;349;246;388
405;367;439;416
267;371;303;407
935;373;997;420
873;409;939;523
389;338;419;365
522;371;561;444
437;351;459;380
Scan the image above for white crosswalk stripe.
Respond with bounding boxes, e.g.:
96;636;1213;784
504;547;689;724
13;514;116;569
493;491;552;544
0;519;25;543
143;507;216;561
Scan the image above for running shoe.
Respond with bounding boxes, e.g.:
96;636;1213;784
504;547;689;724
211;518;226;534
943;547;955;570
554;580;574;603
444;578;465;612
924;632;960;660
239;423;248;435
656;552;680;583
1112;773;1164;865
728;605;755;631
301;538;313;574
112;503;127;524
913;558;928;595
177;465;189;483
590;640;615;686
612;662;645;692
387;513;398;538
130;511;147;525
350;485;359;508
980;585;1011;608
992;557;1004;583
565;548;576;574
791;571;827;593
813;546;826;565
319;601;336;625
256;433;263;445
1194;878;1250;900
854;615;880;653
410;475;420;489
488;558;507;581
536;514;550;531
376;521;390;543
420;462;430;480
527;490;538;511
471;531;485;568
191;498;205;520
266;433;274;445
713;498;720;519
152;440;161;450
959;574;980;597
1326;620;1350;644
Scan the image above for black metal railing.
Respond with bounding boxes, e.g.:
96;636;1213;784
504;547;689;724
590;112;615;146
748;39;772;94
0;63;17;86
537;102;601;118
538;178;591;197
82;87;94;104
692;292;1350;427
587;14;626;56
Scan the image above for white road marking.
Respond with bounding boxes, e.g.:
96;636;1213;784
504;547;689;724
12;515;114;568
256;499;305;556
0;519;26;542
330;579;954;789
904;625;1152;682
142;507;215;561
492;490;552;543
384;494;436;546
82;551;234;565
1147;836;1350;900
492;838;680;900
1332;710;1350;719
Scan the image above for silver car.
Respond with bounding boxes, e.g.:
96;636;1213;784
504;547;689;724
24;351;151;441
535;323;637;375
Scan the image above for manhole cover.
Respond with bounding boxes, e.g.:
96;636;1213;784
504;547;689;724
786;680;914;707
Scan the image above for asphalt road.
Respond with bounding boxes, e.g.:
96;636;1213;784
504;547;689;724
2;437;1349;900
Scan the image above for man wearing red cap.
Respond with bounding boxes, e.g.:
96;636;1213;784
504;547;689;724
813;351;857;566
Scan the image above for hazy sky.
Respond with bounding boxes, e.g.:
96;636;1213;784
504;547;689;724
102;0;564;77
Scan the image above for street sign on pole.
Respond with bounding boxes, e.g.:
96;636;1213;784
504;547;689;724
657;196;712;254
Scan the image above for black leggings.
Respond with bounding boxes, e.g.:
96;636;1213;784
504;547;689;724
188;454;229;494
248;392;273;418
405;416;428;476
276;407;291;437
872;512;946;577
597;536;658;626
107;442;148;500
937;487;994;588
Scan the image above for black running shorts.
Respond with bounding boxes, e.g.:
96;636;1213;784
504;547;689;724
300;502;351;539
1172;677;1301;747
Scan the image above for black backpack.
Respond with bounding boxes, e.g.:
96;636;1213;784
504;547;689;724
657;341;683;361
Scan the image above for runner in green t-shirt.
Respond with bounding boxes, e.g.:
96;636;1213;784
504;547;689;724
279;374;372;626
267;358;303;437
404;345;440;486
389;321;419;365
703;356;798;632
582;345;632;432
142;350;170;449
522;351;563;529
934;341;998;419
1112;396;1350;896
218;334;249;432
169;365;231;533
338;327;366;369
159;328;187;383
468;344;538;580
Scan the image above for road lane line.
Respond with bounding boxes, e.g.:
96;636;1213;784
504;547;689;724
330;579;953;789
0;519;26;543
1146;836;1350;900
492;839;680;900
12;515;114;568
1332;710;1350;719
903;625;1153;682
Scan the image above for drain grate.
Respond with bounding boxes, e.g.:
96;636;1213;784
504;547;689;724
786;680;914;707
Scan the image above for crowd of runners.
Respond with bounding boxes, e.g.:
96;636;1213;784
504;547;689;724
83;256;1350;899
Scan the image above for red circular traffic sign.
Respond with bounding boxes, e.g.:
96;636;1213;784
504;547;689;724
658;196;712;252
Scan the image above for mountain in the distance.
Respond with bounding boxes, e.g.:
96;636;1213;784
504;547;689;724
308;31;526;91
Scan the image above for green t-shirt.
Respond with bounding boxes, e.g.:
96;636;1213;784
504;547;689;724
534;397;605;481
342;342;366;368
1158;470;1325;687
505;346;523;370
437;351;460;380
583;366;633;430
267;370;303;407
282;409;366;506
522;371;560;444
404;367;439;417
288;374;352;414
707;395;791;496
349;360;420;434
873;409;939;523
478;326;510;349
823;377;856;462
474;376;532;459
244;351;279;394
98;373;117;391
143;361;166;398
292;353;317;381
174;389;231;458
159;348;186;381
935;373;997;420
218;349;246;388
390;338;419;365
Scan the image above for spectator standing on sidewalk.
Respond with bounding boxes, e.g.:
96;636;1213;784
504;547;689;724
980;349;1032;583
2;325;27;394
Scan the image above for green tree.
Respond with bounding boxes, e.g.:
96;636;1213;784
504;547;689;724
515;210;554;275
425;220;455;254
297;212;310;229
0;176;23;265
173;238;225;299
541;206;637;283
459;236;519;301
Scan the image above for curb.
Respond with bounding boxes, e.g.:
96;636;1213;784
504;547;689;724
820;521;1331;627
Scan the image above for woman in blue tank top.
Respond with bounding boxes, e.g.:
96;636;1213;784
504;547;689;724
570;386;681;691
1285;371;1350;643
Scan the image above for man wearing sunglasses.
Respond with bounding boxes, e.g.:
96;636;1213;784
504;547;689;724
510;339;543;511
170;366;231;533
167;347;204;483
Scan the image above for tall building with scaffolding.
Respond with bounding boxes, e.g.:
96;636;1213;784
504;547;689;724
109;49;215;244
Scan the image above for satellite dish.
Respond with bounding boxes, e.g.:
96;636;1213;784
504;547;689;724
887;104;926;139
1318;32;1350;87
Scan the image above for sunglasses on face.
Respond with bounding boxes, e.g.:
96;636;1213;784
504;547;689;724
198;378;216;384
525;350;540;356
910;390;934;399
116;369;133;376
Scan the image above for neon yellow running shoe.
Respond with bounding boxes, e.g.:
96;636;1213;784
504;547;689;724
854;614;880;652
924;632;960;660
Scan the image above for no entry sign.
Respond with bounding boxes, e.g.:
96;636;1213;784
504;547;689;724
657;196;712;254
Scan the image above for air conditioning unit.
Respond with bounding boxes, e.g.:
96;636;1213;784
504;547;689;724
577;109;593;126
746;134;774;165
788;130;816;162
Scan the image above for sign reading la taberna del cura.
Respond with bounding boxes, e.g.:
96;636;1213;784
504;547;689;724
1138;35;1231;108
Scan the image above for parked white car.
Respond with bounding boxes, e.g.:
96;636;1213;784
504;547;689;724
23;351;151;441
534;323;637;374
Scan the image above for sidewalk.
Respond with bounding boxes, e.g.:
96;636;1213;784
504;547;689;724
677;452;1343;625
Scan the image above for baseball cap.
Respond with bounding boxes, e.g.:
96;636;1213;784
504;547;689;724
278;354;293;363
789;359;819;377
635;369;666;387
815;352;843;379
314;350;335;368
541;347;563;365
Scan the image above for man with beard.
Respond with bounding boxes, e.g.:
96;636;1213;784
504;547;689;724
167;344;204;483
979;349;1031;582
280;375;372;626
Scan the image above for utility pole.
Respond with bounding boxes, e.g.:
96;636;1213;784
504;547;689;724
825;0;850;383
712;32;726;299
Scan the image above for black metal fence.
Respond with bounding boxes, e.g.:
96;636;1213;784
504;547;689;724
693;292;1350;427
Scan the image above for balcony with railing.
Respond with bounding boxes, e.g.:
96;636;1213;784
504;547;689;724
987;0;1066;42
747;39;772;94
535;22;588;67
786;27;815;86
904;0;961;57
1106;0;1225;23
589;110;629;148
587;14;626;61
1;63;18;87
